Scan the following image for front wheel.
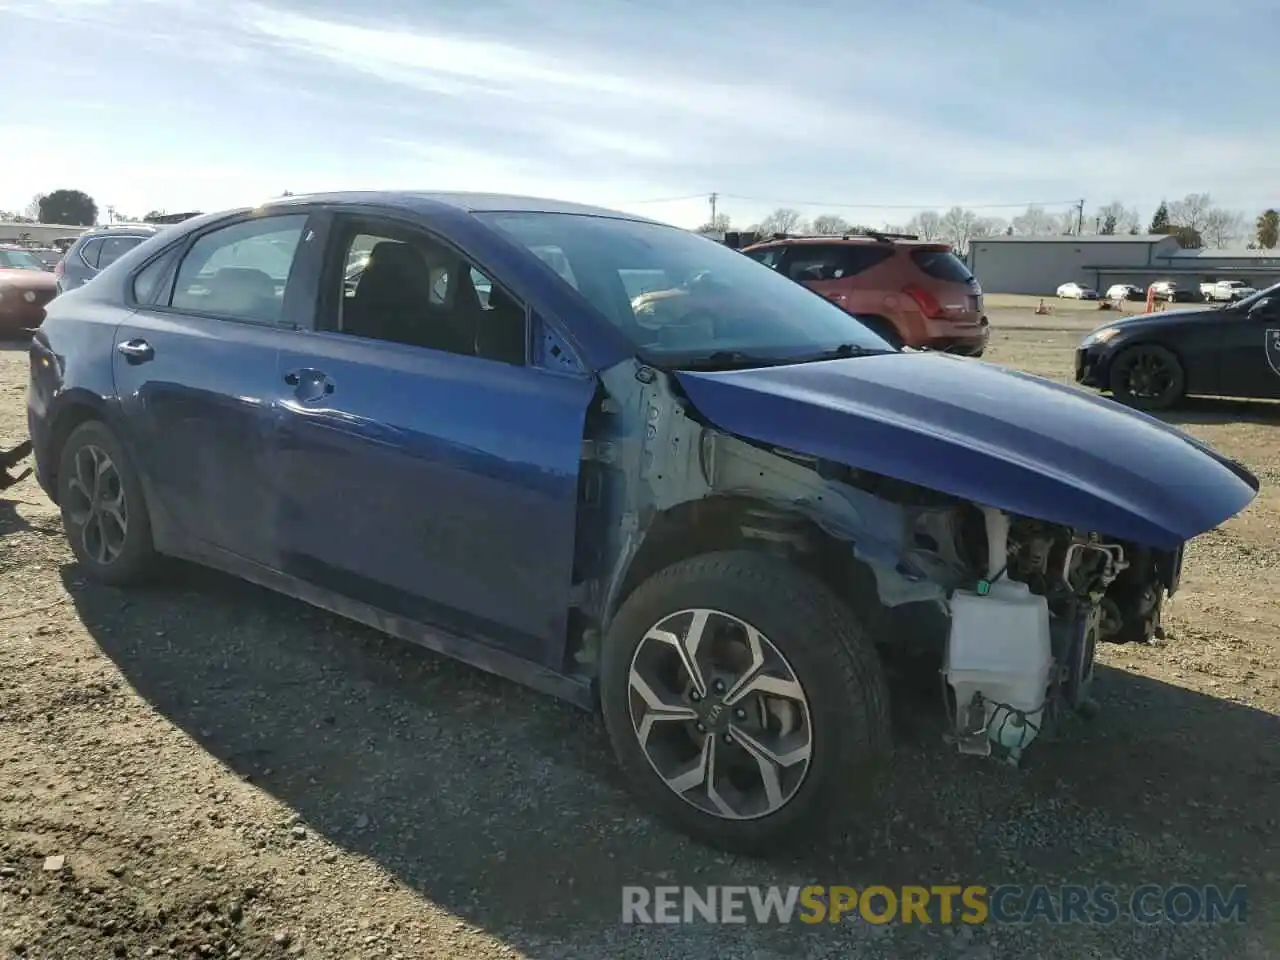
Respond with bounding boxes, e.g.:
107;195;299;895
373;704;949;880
599;550;891;855
1108;344;1186;411
57;420;157;586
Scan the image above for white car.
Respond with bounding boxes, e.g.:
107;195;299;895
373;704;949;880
1105;284;1143;301
1056;282;1098;300
1200;279;1258;302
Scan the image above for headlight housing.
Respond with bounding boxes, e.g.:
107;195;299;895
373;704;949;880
1081;327;1121;347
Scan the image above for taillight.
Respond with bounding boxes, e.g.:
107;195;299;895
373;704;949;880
903;284;944;319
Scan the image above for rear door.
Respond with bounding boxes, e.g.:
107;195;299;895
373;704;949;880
271;211;595;667
112;212;320;564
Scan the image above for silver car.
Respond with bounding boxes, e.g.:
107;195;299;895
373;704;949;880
55;224;162;295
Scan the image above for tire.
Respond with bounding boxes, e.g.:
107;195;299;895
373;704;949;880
57;420;157;586
1107;344;1185;411
599;549;892;855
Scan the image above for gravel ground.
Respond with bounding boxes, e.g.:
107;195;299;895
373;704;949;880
1;304;1278;960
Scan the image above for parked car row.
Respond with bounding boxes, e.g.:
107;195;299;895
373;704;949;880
1059;278;1261;305
18;190;1259;854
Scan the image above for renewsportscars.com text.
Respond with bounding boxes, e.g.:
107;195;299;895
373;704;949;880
621;884;1247;926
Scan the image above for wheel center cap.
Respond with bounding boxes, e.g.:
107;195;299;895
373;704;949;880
700;698;731;731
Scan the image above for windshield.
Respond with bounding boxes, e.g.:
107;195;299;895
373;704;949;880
477;212;893;363
0;248;46;271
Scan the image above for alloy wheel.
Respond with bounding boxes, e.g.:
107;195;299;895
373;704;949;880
1124;351;1174;401
64;443;129;566
626;608;813;820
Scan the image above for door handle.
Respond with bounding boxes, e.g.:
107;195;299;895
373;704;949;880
116;339;154;363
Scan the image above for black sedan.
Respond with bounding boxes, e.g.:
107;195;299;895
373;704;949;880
1075;282;1280;410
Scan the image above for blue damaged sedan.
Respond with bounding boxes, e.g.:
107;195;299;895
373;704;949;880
26;192;1259;854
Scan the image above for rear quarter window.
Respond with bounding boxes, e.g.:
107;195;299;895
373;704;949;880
743;246;784;269
77;238;103;269
910;249;974;283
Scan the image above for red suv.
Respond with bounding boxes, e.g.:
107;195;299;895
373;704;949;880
740;232;989;355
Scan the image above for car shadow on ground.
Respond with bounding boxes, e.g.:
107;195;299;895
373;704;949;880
0;496;34;539
0;335;33;351
61;562;1279;955
1158;397;1280;427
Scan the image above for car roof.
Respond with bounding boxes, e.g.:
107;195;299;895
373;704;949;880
252;190;664;225
744;233;949;250
77;224;162;238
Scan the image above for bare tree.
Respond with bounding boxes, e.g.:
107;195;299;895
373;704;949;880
974;216;1007;239
756;207;804;235
1168;193;1213;232
1095;201;1140;236
939;206;981;253
904;210;943;241
1200;208;1244;249
24;193;46;221
695;213;732;233
811;214;851;235
1010;205;1057;236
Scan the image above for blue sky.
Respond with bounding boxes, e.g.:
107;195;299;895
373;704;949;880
2;0;1276;228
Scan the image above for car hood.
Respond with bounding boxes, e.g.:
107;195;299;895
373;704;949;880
675;352;1258;550
0;268;56;290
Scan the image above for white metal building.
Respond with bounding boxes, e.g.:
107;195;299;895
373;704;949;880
0;221;91;245
968;234;1280;295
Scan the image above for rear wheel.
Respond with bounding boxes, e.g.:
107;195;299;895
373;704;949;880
599;550;891;855
57;420;156;586
1108;344;1185;411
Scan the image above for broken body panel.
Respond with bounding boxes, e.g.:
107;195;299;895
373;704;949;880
574;352;1258;759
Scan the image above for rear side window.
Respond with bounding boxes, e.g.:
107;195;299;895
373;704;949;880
97;235;145;269
785;245;893;282
78;238;103;269
910;249;974;283
169;215;308;324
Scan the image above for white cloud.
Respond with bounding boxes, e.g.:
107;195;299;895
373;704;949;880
1;0;1276;227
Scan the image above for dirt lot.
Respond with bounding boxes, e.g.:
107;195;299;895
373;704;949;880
1;303;1278;960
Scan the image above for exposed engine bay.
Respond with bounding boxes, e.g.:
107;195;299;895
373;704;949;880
938;505;1167;763
581;361;1187;767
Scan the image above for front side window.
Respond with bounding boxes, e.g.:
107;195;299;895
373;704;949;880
478;212;893;364
334;224;526;365
169;215;308;323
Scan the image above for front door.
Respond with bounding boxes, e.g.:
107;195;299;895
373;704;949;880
113;212;318;563
1219;298;1280;400
272;213;594;666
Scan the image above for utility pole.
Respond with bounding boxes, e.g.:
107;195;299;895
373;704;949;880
709;192;718;228
1076;199;1085;236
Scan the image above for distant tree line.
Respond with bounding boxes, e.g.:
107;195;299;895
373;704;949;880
699;194;1280;255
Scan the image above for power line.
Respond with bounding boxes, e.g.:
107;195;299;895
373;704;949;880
621;194;709;205
715;193;1086;211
